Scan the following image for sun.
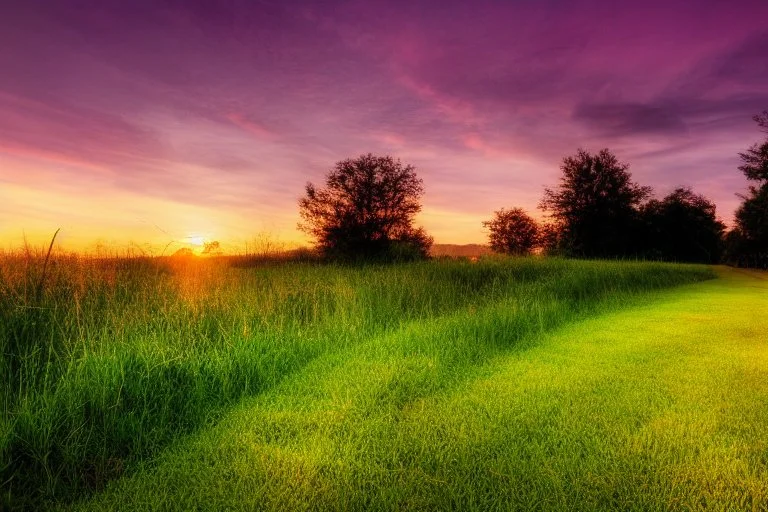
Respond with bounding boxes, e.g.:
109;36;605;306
188;235;205;247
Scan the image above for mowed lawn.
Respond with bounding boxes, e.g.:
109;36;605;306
68;266;768;511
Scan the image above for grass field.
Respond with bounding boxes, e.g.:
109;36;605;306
2;255;766;510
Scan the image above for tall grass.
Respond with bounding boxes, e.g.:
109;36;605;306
0;252;713;509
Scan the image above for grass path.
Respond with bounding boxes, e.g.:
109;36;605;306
69;267;768;511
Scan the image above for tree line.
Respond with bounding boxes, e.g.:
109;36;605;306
298;111;768;268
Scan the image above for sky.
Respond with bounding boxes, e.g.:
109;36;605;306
1;0;767;253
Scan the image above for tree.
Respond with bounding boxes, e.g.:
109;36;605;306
642;187;725;263
730;186;768;267
728;111;768;268
539;149;651;258
298;153;432;261
171;247;195;258
483;207;539;255
201;240;222;256
738;111;768;181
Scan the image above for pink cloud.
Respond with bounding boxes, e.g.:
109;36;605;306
395;70;481;125
0;90;167;172
225;112;276;140
372;131;406;147
0;141;109;173
462;133;512;159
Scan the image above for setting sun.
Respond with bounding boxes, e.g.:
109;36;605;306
187;235;206;247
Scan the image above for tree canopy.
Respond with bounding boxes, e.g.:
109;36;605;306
738;111;768;182
201;241;222;256
730;186;768;267
539;149;651;258
729;112;768;268
483;208;539;255
642;187;725;263
298;153;432;261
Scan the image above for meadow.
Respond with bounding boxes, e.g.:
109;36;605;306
1;253;766;510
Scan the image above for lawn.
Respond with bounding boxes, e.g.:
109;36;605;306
2;256;766;510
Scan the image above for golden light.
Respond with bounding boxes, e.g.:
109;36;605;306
187;235;206;247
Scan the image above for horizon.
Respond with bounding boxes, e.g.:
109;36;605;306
0;234;494;257
2;0;767;252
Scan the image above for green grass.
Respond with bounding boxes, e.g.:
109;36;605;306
5;254;763;510
58;265;768;512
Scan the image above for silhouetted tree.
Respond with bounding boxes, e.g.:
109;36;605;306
201;240;222;255
539;149;651;258
642;187;725;263
298;153;432;261
727;111;768;268
171;247;195;258
730;186;768;268
738;111;768;181
483;207;539;255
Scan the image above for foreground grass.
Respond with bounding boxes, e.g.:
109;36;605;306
65;266;768;511
1;255;712;509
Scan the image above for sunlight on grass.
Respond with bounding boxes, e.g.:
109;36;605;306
65;267;768;511
6;254;766;510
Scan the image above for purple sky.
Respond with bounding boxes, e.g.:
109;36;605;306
1;0;767;252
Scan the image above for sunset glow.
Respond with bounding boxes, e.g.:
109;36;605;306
1;0;767;252
188;236;206;248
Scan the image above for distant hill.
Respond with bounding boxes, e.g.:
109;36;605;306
430;244;494;258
